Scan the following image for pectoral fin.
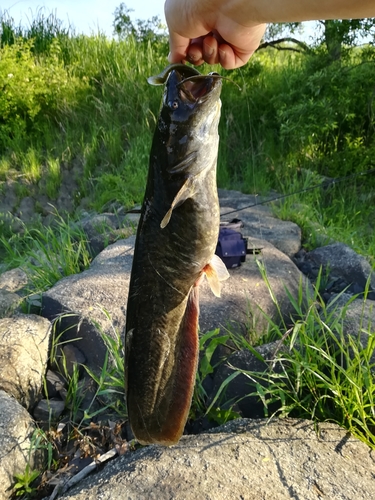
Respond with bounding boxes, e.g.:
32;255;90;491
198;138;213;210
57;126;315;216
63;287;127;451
203;254;230;297
160;177;196;229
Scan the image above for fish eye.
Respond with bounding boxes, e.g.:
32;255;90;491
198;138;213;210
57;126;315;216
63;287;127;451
169;100;179;110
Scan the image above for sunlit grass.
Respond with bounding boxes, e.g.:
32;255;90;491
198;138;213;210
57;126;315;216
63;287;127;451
45;156;62;199
0;211;92;292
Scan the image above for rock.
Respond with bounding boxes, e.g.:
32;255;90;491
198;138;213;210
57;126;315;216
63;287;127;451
0;213;25;236
124;212;141;226
33;398;66;422
223;208;301;258
53;344;86;378
218;189;301;258
80;213;120;237
199;237;312;340
86;228;134;259
218;189;274;214
42;233;310;374
0;267;29;293
0;289;21;318
327;294;375;363
45;370;67;398
42;237;135;373
0;390;43;500
59;418;375;500
17;196;37;223
77;212;134;257
308;243;375;292
55;170;79;214
0;314;51;409
0;180;18;215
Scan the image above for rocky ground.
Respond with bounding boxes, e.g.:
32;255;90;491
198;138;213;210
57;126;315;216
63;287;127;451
1;189;375;499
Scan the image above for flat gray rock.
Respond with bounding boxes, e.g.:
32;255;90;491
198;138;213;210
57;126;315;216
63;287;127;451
42;233;309;374
199;236;311;339
42;237;135;372
218;189;302;257
308;242;375;289
0;314;51;408
0;267;28;293
0;289;21;318
218;188;274;215
327;294;375;363
60;418;375;500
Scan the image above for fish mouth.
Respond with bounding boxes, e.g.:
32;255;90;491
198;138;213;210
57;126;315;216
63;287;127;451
177;73;221;104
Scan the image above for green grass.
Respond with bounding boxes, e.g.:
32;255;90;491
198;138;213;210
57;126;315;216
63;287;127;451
0;211;92;293
193;271;375;448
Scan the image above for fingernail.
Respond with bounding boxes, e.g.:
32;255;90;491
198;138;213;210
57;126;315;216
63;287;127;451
168;52;172;62
219;48;226;60
204;44;214;57
187;52;198;62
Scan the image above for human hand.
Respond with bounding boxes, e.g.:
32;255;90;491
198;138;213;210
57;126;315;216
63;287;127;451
164;0;266;69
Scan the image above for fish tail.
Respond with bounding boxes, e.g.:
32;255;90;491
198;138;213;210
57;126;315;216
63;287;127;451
134;286;200;446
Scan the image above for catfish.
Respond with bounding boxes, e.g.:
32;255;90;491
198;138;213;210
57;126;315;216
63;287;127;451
125;64;228;446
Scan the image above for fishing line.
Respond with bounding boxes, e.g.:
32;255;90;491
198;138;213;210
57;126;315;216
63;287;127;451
220;166;375;218
176;73;241;90
236;66;265;238
126;167;375;216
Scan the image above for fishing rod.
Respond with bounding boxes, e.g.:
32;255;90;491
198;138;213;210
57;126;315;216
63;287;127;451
220;166;375;218
125;167;375;216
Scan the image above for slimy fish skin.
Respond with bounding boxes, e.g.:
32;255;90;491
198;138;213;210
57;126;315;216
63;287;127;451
125;64;228;446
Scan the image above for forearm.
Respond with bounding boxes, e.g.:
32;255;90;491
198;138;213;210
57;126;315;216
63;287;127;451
165;0;375;69
221;0;375;25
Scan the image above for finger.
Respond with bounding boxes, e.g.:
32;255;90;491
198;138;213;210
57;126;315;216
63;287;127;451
202;35;220;65
168;31;190;63
186;42;205;66
218;43;253;70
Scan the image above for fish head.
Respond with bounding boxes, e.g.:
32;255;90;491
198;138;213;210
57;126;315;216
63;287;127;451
162;67;222;126
152;65;222;178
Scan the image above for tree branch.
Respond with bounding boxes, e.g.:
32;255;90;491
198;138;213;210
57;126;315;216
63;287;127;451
257;37;312;54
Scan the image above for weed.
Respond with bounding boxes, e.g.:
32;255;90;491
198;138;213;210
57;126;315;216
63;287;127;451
13;465;40;497
190;329;241;425
45;157;62;199
0;210;92;292
227;281;375;447
83;310;127;419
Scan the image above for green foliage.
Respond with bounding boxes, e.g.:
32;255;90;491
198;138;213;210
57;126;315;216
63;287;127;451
0;212;92;292
113;2;167;44
45;156;62;199
219;48;375;189
255;299;375;446
82;312;127;418
272;58;375;177
13;465;40;497
0;37;87;150
263;18;375;61
0;8;71;53
191;329;241;425
223;268;375;448
272;173;375;261
0;11;167;213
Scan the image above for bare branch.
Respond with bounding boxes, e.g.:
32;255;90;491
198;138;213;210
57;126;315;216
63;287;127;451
257;37;312;54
